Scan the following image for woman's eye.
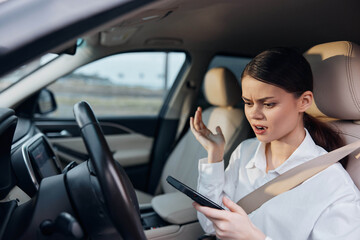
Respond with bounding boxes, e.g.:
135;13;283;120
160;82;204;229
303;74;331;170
264;103;276;108
244;102;252;106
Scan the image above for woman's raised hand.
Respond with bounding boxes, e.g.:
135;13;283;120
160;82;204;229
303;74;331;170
190;107;225;163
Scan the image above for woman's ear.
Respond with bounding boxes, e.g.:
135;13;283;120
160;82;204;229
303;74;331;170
298;91;313;112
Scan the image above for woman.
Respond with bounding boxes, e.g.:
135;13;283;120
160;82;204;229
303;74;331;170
190;48;360;240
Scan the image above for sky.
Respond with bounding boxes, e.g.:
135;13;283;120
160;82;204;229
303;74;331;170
74;52;186;89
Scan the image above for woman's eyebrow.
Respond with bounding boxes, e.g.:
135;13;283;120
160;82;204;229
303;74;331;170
242;96;275;102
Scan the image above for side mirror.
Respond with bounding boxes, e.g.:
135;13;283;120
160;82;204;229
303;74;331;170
36;89;57;115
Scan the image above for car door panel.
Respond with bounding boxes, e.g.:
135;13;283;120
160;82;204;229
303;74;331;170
35;117;157;138
34;117;157;191
49;133;153;167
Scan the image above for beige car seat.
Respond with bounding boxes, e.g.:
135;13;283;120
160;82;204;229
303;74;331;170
136;67;251;210
305;41;360;189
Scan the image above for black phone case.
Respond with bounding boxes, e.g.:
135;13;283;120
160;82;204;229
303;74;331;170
166;176;224;210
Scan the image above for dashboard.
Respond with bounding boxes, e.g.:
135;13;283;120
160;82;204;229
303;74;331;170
12;133;62;197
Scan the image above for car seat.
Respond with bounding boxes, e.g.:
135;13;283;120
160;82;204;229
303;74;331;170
136;67;251;211
304;41;360;189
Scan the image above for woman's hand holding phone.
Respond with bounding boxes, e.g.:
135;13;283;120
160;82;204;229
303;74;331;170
190;107;225;163
193;197;266;240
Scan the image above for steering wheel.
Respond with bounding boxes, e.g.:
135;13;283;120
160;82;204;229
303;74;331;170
73;101;146;240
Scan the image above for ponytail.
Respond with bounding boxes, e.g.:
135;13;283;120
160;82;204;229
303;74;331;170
303;113;347;167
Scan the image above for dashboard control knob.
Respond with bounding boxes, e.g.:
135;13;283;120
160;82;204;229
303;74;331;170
40;212;84;239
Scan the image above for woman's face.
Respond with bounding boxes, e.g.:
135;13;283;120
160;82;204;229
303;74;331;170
242;75;307;144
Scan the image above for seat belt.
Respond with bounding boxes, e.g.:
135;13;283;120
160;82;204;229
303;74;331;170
237;140;360;215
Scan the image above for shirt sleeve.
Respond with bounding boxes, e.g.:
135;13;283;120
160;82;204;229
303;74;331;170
196;145;242;234
310;199;360;239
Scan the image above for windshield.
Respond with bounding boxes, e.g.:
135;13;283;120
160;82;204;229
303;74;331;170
0;53;58;92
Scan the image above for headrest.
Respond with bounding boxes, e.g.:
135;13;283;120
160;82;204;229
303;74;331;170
304;41;360;120
204;67;242;107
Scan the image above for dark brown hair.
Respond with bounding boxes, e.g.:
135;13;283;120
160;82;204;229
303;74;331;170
242;47;346;166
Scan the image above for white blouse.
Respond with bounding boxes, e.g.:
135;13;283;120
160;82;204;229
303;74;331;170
197;130;360;240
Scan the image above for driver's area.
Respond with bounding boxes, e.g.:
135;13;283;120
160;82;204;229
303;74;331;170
2;101;146;240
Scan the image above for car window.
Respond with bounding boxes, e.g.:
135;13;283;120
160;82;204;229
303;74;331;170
208;55;251;81
0;53;58;92
45;52;186;118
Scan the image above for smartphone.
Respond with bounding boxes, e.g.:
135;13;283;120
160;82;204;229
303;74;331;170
166;175;224;210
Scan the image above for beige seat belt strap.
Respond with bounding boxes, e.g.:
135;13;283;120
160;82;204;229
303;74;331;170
237;140;360;215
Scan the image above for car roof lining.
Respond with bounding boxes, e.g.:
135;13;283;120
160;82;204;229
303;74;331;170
95;0;360;56
1;0;360;109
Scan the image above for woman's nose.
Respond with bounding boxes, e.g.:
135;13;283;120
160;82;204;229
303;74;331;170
248;106;264;120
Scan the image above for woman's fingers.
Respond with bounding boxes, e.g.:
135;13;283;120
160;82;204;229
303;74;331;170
193;198;246;220
190;116;204;137
194;107;202;131
190;116;195;132
194;199;266;240
215;126;221;134
193;202;226;220
194;106;207;131
197;107;204;128
222;197;247;216
215;126;225;139
191;107;226;152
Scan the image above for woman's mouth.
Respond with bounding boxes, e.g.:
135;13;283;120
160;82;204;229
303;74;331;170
253;125;267;135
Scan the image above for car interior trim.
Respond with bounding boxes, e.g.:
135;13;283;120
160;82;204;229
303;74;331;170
0;186;30;206
21;141;40;191
20;133;61;191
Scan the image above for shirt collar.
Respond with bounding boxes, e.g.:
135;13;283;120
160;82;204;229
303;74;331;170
245;129;326;174
245;141;266;172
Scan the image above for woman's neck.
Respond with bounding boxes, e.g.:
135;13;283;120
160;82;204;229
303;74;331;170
265;127;306;173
